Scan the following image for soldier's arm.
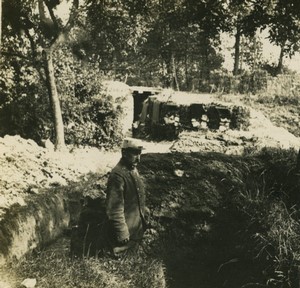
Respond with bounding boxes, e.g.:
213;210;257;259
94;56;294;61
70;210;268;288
106;174;130;243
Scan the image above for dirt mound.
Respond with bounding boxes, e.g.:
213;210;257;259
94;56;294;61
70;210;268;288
171;108;300;154
0;135;119;218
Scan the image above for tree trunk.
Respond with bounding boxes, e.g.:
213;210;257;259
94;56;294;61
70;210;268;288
171;53;180;91
184;53;189;90
277;45;285;75
233;25;241;76
162;60;169;88
44;48;66;151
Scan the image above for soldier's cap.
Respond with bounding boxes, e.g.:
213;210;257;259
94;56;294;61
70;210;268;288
122;138;144;151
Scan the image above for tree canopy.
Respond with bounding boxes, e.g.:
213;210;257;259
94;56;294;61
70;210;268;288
1;0;300;146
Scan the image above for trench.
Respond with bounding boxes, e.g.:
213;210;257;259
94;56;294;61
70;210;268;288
136;155;266;288
10;149;300;287
45;214;262;288
14;153;298;288
153;209;264;288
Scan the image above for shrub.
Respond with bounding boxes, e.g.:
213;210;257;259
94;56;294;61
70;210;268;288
61;84;124;149
55;48;126;150
239;69;269;94
0;51;53;144
0;45;126;149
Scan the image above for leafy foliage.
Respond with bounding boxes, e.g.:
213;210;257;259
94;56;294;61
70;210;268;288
54;48;125;149
205;69;269;94
0;41;125;148
267;0;300;58
0;33;52;142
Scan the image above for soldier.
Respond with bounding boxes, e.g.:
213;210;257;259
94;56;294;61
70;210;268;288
105;138;148;257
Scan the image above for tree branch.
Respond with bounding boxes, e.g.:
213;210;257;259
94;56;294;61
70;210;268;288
44;0;60;30
23;28;38;58
63;0;79;33
48;0;79;49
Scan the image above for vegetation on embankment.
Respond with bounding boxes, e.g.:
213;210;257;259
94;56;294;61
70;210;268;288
15;239;166;288
139;148;300;287
13;147;300;288
142;149;300;287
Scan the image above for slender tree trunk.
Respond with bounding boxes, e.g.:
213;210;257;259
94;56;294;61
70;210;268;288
162;60;169;88
203;38;211;80
113;53;117;79
184;53;189;90
252;36;257;71
277;45;285;75
171;53;180;91
44;48;66;151
233;24;241;76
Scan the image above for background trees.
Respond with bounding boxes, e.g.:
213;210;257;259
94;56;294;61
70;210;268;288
85;0;151;81
267;0;300;73
1;0;81;150
1;0;300;147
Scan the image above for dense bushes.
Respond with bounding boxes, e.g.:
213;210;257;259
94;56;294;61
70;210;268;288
0;47;126;150
0;52;53;143
56;48;128;149
63;94;124;149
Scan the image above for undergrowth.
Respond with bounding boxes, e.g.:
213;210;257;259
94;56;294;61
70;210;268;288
15;238;165;288
233;148;300;287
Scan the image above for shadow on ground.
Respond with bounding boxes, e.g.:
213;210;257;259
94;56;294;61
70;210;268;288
139;152;270;288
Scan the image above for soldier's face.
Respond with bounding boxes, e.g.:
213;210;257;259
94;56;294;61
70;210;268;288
122;149;141;168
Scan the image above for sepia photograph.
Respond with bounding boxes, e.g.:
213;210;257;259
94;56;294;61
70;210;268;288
1;0;300;287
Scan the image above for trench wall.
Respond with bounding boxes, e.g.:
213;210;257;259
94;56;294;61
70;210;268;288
0;190;73;266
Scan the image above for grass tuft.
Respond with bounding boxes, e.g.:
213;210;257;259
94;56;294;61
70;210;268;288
16;238;166;288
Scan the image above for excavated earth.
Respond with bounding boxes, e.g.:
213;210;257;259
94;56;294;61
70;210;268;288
1;98;300;287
